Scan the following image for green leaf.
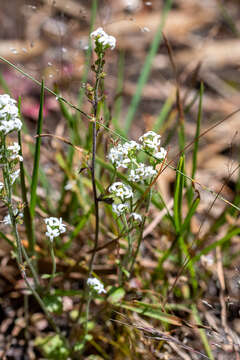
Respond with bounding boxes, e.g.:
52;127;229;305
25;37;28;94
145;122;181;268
41;272;63;279
107;287;125;304
30;80;44;218
35;334;69;360
180;196;200;233
173;155;185;233
119;301;182;326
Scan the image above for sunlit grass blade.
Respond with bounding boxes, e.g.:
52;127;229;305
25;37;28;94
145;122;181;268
30;80;44;218
18;130;35;254
17;98;35;253
180;195;200;234
119;302;182;326
153;95;173;133
57;98;80;212
173;155;185;233
191;304;214;360
124;0;173;135
190;227;240;265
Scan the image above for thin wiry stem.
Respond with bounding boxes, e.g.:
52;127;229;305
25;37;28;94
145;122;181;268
88;53;104;276
47;242;56;293
130;187;152;275
75;53;105;348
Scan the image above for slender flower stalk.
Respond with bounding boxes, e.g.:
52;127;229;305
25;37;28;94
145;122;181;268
47;242;56;293
77;29;116;350
130;187;153;274
88;27;116;276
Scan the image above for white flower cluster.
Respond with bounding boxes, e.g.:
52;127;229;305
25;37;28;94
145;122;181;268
129;163;156;183
0;142;23;163
10;169;20;185
108;181;142;221
87;277;106;294
107;131;166;221
0;94;22;135
139;131;167;159
0;95;23;198
108;141;141;168
112;202;129;216
109;182;133;201
109;182;132;216
7;143;23;162
108;131;166;184
45;217;66;242
90;27;116;50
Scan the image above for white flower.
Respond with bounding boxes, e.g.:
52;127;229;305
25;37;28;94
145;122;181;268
10;169;20;185
3;209;23;225
64;180;76;191
7;142;23;162
109;182;133;201
108;140;141;169
128;163;156;183
108;144;130;169
123;140;141;153
112;203;129;216
0;94;22;135
0;182;4;191
155;147;167;160
45;225;61;242
130;212;142;222
0;94;16;106
87;277;106;294
3;213;11;225
45;217;66;241
139;131;161;152
90;27;116;50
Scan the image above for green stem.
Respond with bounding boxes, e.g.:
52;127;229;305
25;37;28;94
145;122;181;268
121;214;133;272
47;241;56;293
130;186;152;274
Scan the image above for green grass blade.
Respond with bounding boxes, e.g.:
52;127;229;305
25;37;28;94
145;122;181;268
173;155;184;233
190;227;240;265
153;95;173;133
191;304;214;360
178;235;198;293
180;196;200;234
119;302;182;326
18;130;35;253
178;122;185;152
124;0;173;135
17;98;35;254
30;80;44;218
